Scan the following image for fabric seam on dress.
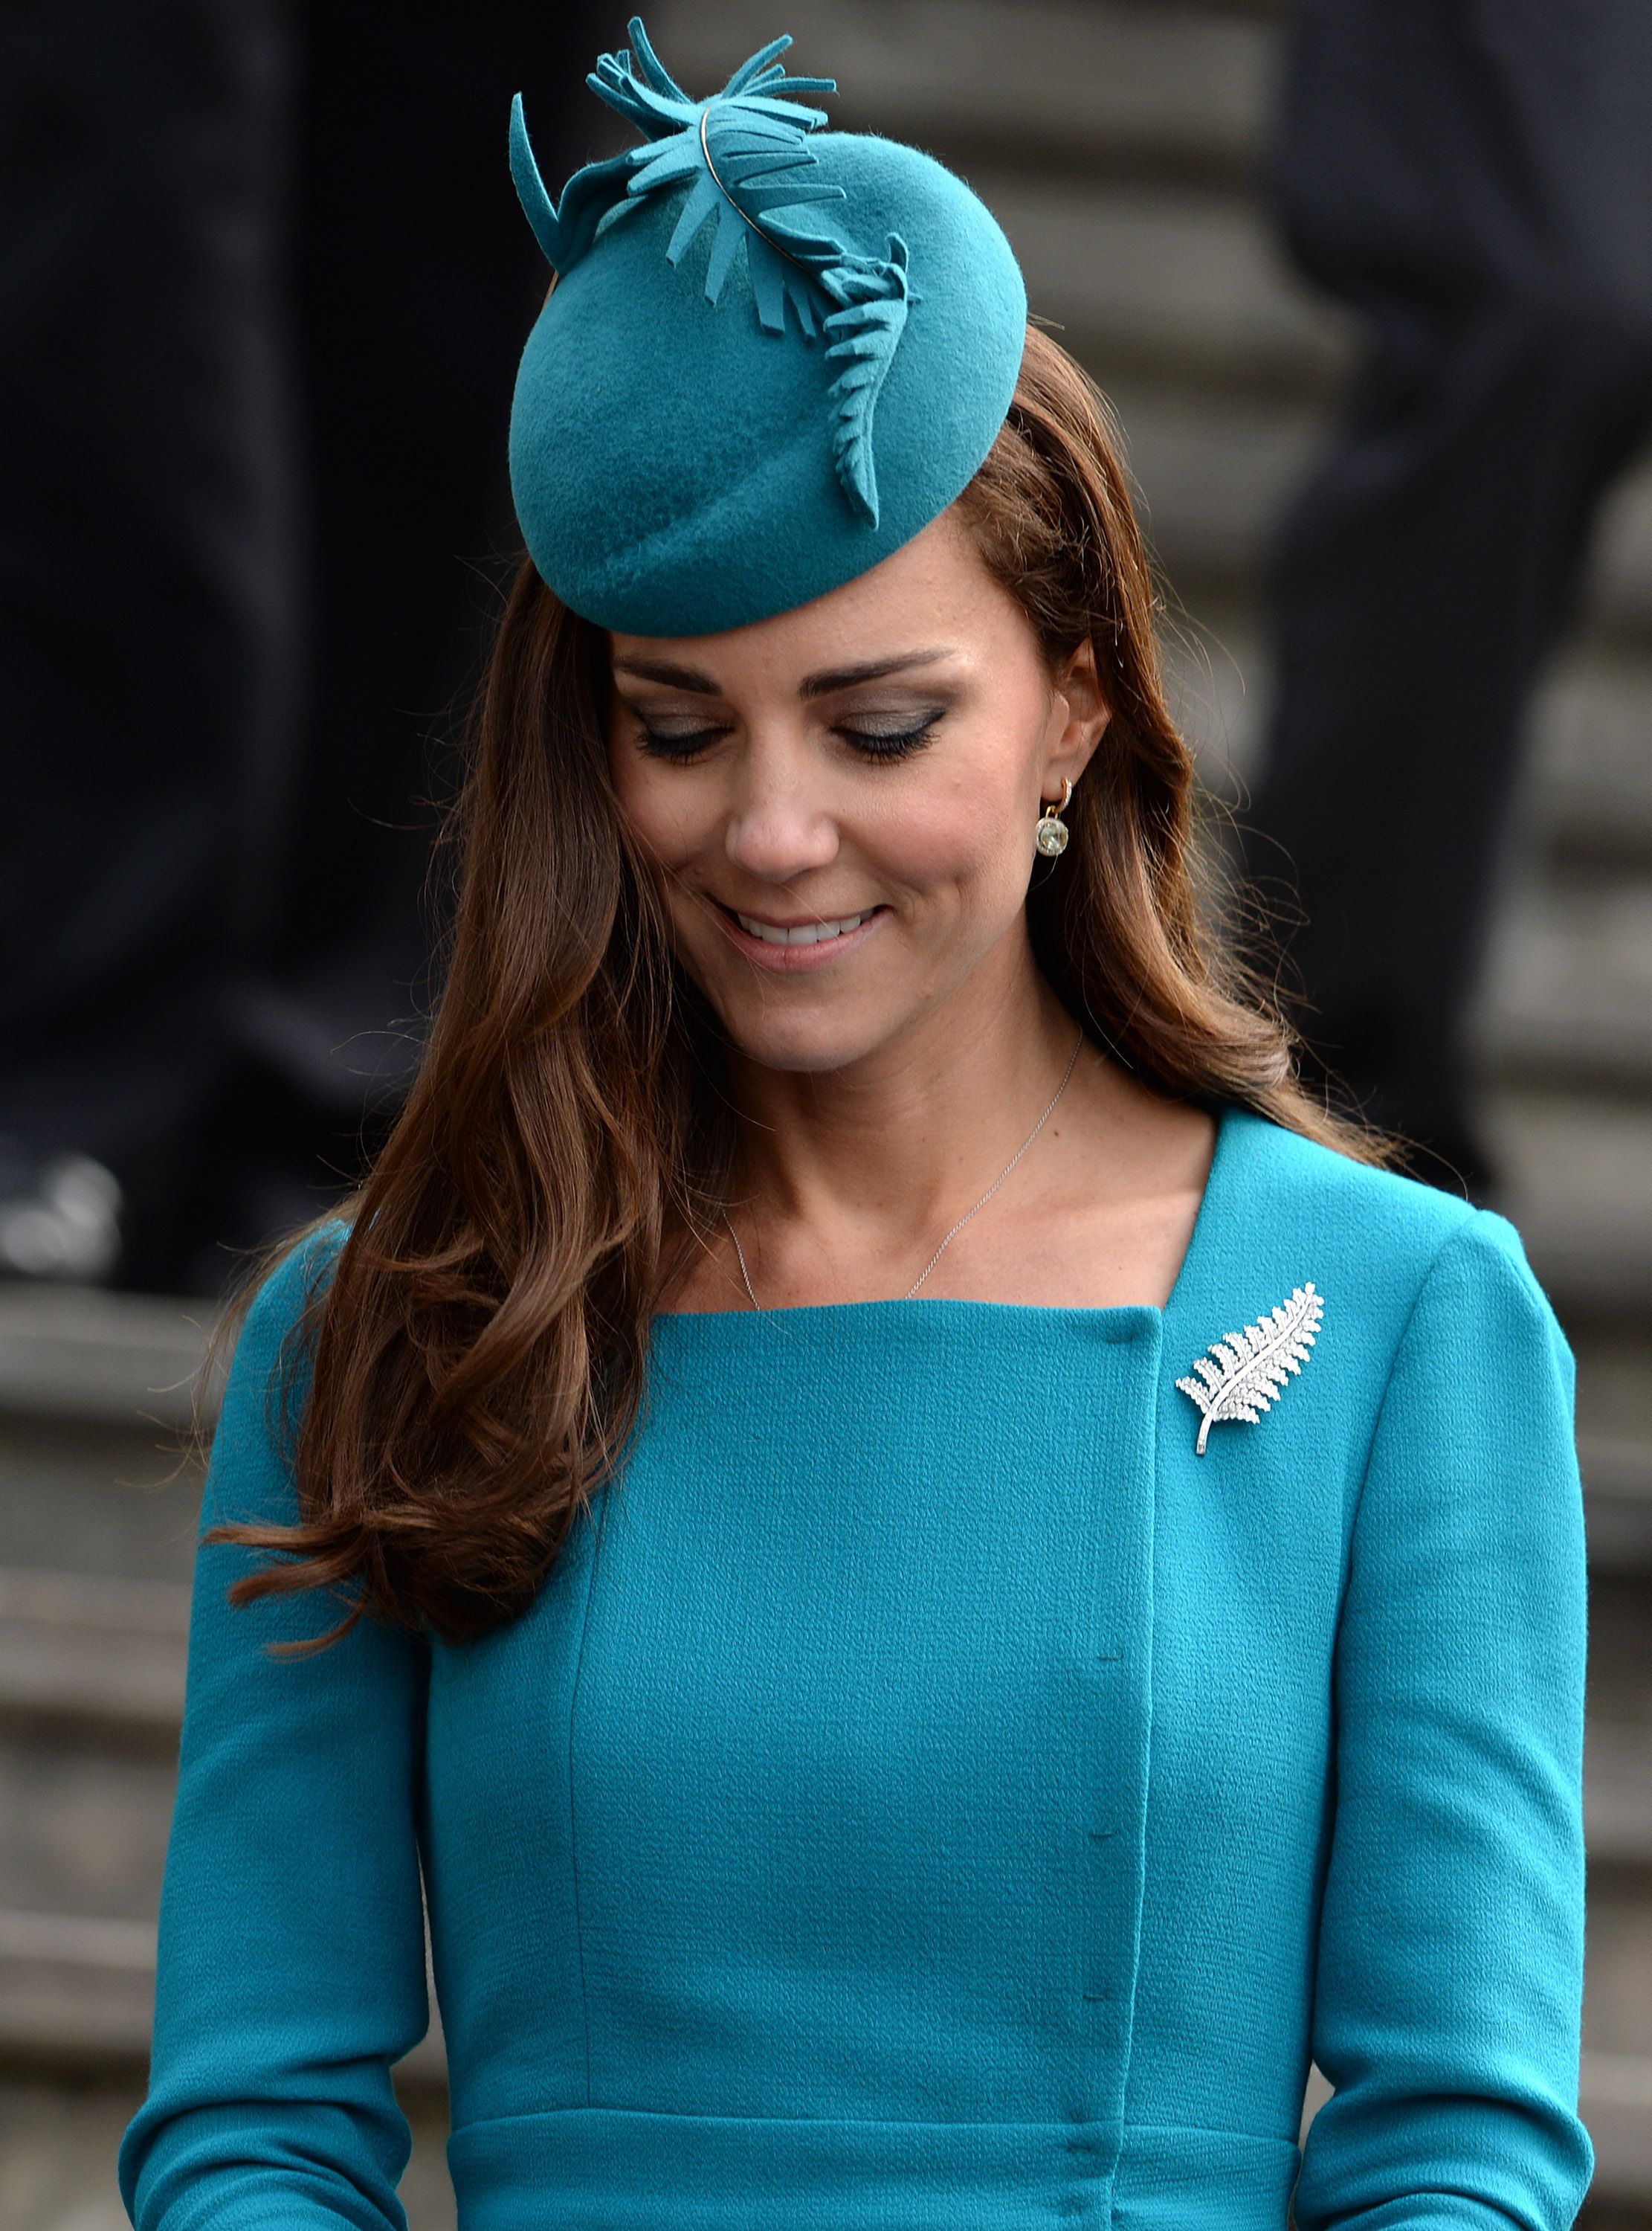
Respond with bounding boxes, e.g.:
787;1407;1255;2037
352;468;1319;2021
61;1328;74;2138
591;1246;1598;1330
448;2103;1140;2134
1338;1204;1484;1619
444;2104;1300;2143
1109;1341;1159;2152
1117;2117;1302;2145
565;1496;605;2108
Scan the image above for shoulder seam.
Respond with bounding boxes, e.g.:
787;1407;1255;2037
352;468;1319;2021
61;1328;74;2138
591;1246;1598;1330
1341;1204;1494;1565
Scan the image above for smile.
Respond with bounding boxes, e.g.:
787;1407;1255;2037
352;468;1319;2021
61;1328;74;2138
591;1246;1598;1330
735;910;877;947
715;901;889;970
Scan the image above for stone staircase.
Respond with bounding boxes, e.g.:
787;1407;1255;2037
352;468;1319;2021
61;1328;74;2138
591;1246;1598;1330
7;1;1652;2224
0;1292;454;2231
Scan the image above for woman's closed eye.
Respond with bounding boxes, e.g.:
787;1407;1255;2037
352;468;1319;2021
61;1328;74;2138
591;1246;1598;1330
632;720;728;762
836;708;944;761
633;707;945;765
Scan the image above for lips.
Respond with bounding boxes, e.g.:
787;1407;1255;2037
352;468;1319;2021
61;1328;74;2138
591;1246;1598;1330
712;900;889;970
734;909;877;948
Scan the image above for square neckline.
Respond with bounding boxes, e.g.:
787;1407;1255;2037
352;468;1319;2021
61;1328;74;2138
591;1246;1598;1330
651;1098;1238;1331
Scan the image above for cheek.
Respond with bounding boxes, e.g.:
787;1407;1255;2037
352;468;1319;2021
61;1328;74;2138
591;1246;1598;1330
874;744;1039;913
887;799;1003;891
609;749;713;866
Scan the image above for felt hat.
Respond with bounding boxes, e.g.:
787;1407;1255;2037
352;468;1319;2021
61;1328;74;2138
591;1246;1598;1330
507;18;1027;636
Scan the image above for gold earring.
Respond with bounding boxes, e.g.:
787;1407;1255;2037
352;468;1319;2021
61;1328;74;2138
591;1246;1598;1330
1035;777;1073;858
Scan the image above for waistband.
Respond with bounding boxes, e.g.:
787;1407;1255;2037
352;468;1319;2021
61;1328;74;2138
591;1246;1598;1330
446;2105;1301;2229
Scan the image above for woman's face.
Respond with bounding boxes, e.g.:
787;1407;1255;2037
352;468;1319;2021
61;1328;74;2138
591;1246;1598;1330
605;503;1107;1075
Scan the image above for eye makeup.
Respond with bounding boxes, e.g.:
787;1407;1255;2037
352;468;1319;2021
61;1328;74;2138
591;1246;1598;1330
829;707;945;761
627;702;947;765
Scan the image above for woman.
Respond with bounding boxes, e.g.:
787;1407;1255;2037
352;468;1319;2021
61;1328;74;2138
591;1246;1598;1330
120;20;1591;2230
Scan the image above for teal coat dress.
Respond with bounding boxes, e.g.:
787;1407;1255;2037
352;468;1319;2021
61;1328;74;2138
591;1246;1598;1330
119;1104;1593;2230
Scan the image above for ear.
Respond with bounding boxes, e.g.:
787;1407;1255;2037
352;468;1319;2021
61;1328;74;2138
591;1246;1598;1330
1043;636;1111;793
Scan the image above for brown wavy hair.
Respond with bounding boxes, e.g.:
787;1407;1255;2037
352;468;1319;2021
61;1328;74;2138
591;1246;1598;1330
210;323;1381;1646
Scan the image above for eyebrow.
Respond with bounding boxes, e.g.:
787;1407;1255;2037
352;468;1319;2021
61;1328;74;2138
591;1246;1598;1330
610;648;958;699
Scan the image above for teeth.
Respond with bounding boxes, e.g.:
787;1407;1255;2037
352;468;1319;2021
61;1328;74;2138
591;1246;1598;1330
736;910;873;947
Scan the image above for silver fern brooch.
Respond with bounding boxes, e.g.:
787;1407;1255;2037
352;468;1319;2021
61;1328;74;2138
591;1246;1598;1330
1175;1283;1323;1455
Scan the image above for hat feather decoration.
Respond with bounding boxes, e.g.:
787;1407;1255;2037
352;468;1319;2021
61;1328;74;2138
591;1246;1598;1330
510;18;914;527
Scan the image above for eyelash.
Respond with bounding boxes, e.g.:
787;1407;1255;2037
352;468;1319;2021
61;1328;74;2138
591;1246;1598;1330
635;712;942;766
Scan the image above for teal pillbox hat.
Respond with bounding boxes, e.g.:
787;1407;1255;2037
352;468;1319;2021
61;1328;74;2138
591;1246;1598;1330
507;19;1027;636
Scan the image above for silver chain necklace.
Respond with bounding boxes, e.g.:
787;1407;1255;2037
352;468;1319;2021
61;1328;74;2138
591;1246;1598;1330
725;1026;1085;1310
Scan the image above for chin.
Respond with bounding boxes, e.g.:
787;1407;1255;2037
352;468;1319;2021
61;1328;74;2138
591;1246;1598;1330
711;995;907;1077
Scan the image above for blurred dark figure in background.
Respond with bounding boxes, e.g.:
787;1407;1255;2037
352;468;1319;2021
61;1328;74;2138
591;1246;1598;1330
1248;0;1652;1195
0;1;598;1292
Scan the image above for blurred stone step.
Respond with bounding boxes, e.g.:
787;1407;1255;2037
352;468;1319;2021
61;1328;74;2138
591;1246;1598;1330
1587;1873;1652;2064
1186;623;1652;863
1164;609;1652;853
0;1284;213;1596
1586;1722;1652;1867
1589;468;1652;649
0;1414;201;1591
0;1910;157;2070
1586;1577;1652;1736
1485;1092;1652;1318
1106;383;1652;646
0;1285;216;1432
1094;376;1317;589
0;1892;448;2090
1157;596;1267;792
0;1737;175;1926
952;173;1349;396
656;0;1276;183
1584;1443;1652;1575
1477;883;1652;1095
1573;1346;1652;1468
1528;647;1652;872
1583;2052;1652;2210
0;1571;188;1744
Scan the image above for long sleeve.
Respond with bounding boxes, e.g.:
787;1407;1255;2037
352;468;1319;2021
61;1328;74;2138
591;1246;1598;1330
119;1233;431;2231
1294;1211;1594;2229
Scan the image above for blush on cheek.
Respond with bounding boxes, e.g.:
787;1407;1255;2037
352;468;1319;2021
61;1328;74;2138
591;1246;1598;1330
878;779;1030;901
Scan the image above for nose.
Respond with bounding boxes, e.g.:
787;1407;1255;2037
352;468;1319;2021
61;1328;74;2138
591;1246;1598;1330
723;743;841;882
